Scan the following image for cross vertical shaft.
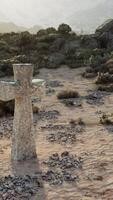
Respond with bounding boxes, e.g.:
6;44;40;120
12;64;37;161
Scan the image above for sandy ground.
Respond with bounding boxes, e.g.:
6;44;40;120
0;67;113;199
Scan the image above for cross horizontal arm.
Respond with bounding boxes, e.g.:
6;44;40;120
31;79;45;99
0;80;18;101
32;79;45;86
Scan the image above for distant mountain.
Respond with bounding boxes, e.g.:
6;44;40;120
0;22;42;34
68;0;113;33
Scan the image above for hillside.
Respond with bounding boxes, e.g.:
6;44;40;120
0;22;42;34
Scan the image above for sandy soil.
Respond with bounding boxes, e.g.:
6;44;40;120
0;67;113;200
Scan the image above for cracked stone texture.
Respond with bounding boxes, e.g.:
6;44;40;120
0;63;45;161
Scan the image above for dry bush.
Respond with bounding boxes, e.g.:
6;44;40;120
69;118;85;126
57;90;79;100
96;73;113;84
98;84;113;92
0;100;39;117
32;105;39;114
100;113;113;125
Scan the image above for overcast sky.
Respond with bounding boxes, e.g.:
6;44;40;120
0;0;104;27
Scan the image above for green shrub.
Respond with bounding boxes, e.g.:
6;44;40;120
97;84;113;92
37;29;47;36
37;34;58;43
36;42;50;51
0;40;9;51
18;31;35;51
46;27;57;34
58;23;72;34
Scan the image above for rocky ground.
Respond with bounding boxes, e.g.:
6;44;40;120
0;67;113;199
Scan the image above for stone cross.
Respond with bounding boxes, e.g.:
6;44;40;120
0;64;45;161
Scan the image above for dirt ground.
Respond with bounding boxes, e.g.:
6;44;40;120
0;67;113;200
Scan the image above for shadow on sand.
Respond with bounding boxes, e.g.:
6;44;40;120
11;158;47;200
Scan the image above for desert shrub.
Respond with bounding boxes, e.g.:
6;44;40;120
0;100;39;117
18;31;35;51
37;29;47;36
0;60;13;76
58;23;72;34
36;42;50;51
97;84;113;92
46;27;57;34
77;49;94;61
96;73;113;84
0;100;14;117
32;105;39;113
57;90;79;99
37;34;58;43
77;118;85;126
100;113;113;125
70;118;85;126
12;55;29;63
0;40;9;51
80;35;98;49
82;72;97;79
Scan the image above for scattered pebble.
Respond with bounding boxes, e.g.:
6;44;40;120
45;122;85;144
61;98;82;107
0;175;42;200
36;110;60;121
47;131;77;144
0;117;13;138
42;170;78;186
46;80;63;88
43;152;83;170
42;152;82;186
85;91;108;105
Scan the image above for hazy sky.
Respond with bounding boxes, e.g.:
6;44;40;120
0;0;104;27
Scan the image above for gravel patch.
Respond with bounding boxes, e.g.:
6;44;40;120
85;91;108;105
42;152;83;186
0;175;42;200
36;110;60;121
46;80;63;88
44;122;85;144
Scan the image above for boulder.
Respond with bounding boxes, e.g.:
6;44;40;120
96;19;113;34
96;19;113;50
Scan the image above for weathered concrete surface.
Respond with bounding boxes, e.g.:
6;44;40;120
0;63;45;161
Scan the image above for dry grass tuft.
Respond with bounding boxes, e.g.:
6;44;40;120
100;113;113;125
57;90;79;100
69;118;85;126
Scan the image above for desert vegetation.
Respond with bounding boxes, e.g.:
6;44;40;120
1;20;113;200
0;21;112;78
